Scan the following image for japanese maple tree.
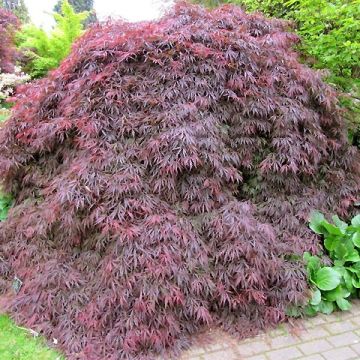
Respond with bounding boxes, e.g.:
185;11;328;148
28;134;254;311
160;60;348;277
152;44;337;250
0;2;359;359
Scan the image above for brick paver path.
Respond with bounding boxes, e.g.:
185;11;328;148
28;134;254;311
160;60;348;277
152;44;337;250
180;300;360;360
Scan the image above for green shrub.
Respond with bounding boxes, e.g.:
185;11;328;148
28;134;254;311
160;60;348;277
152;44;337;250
227;0;359;82
17;0;88;78
303;212;360;315
54;0;97;27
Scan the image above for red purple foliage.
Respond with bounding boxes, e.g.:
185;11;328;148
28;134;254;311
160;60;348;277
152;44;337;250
0;8;19;73
0;2;359;359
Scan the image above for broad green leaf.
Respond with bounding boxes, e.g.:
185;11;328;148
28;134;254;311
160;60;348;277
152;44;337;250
333;266;345;276
309;211;325;234
352;232;360;247
344;251;360;262
313;267;341;291
303;253;321;278
322;222;343;236
332;215;348;234
334;259;345;267
351;214;360;228
323;286;350;302
352;277;360;288
336;298;351;311
324;236;338;252
318;300;335;314
304;304;318;317
335;243;348;261
351;262;360;271
310;288;321;305
345;265;360;277
303;252;313;263
343;270;354;292
346;239;356;250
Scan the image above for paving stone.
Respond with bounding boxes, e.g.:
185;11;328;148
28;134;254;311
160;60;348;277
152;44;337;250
299;355;325;360
246;355;268;360
268;334;301;349
266;346;302;360
325;320;358;334
237;340;272;356
327;331;360;347
320;313;341;324
350;301;360;315
321;346;357;360
350;315;360;326
298;327;330;342
180;302;360;360
330;313;353;324
308;316;327;326
351;342;360;355
298;339;333;355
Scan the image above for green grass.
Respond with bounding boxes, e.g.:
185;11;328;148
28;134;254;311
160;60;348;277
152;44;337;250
0;315;64;360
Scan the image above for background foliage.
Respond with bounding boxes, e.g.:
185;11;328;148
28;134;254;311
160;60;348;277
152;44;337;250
17;0;88;78
0;0;29;23
0;8;19;74
54;0;96;28
0;8;28;109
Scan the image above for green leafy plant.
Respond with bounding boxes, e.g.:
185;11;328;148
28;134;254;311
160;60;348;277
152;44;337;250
303;252;350;315
17;0;88;78
304;212;360;315
0;191;12;220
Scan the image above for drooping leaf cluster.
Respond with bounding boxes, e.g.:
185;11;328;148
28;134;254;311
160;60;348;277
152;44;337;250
17;0;88;78
196;0;360;91
0;8;19;73
195;0;360;144
0;2;359;359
